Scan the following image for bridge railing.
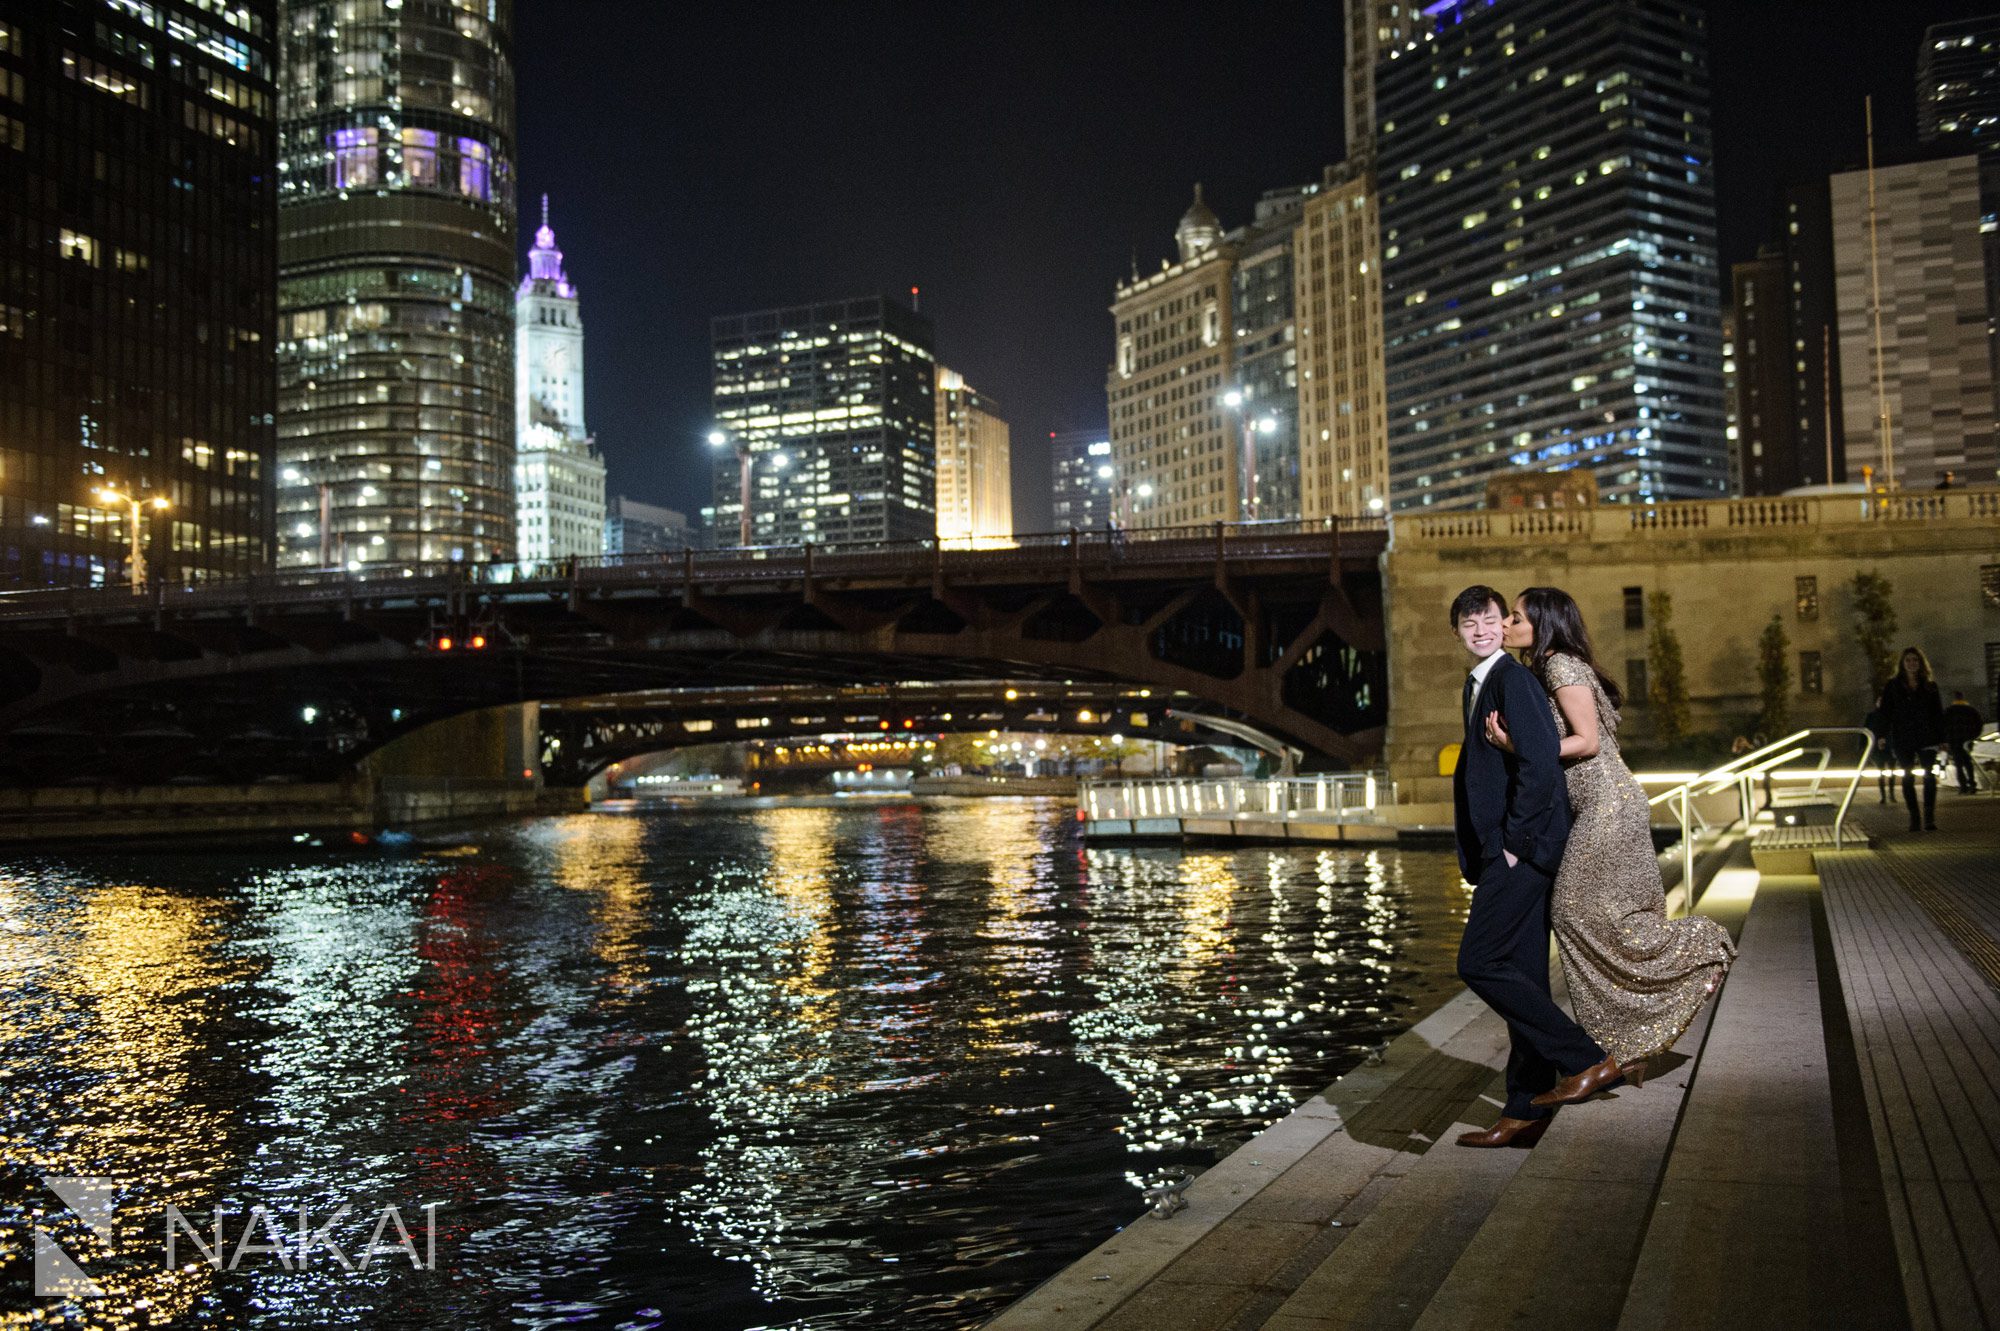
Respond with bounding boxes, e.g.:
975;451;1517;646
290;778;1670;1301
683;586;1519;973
1080;773;1388;824
0;516;1390;621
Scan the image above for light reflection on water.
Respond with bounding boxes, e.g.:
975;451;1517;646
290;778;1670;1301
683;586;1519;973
0;797;1468;1329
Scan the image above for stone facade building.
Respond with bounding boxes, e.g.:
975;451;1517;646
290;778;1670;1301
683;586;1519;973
1379;489;2000;801
1295;165;1390;519
1107;187;1237;529
513;199;604;562
933;368;1011;545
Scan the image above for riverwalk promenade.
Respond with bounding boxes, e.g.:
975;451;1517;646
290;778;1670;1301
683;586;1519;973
987;792;2000;1330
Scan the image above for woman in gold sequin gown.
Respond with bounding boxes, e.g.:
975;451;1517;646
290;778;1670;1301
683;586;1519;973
1486;587;1735;1071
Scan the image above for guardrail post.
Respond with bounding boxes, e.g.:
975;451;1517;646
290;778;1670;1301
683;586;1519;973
1679;785;1693;916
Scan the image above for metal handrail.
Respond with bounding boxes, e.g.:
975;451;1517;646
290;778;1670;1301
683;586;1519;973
1648;727;1875;898
1079;773;1386;824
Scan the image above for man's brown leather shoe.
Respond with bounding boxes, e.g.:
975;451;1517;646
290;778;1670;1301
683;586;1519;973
1531;1056;1627;1107
1456;1115;1551;1148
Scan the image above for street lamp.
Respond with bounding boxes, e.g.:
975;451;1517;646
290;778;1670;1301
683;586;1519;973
1221;388;1277;522
93;485;169;592
707;428;762;548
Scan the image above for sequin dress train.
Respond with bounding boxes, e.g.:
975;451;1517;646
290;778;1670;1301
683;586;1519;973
1542;652;1735;1065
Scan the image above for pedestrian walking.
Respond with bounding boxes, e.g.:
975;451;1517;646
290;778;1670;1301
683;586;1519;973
1944;689;1985;794
1863;702;1893;804
1879;647;1948;831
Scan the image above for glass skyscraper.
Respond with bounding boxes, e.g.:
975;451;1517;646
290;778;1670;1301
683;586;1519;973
1375;0;1727;509
707;296;936;546
1050;429;1114;532
274;0;516;568
0;1;276;587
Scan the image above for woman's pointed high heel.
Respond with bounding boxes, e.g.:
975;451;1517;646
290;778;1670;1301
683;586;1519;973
1623;1061;1649;1089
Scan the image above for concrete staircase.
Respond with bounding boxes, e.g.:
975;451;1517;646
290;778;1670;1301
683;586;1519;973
987;835;1916;1331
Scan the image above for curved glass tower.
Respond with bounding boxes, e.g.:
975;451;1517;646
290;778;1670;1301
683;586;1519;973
275;0;516;568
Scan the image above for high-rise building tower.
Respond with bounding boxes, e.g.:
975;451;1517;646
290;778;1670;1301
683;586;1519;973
1050;430;1115;531
1919;17;2000;157
1919;16;2000;430
933;368;1012;544
604;496;688;556
1781;180;1846;489
275;0;516;569
513;197;604;562
1729;248;1799;496
1233;187;1313;522
1294;162;1390;518
1109;178;1390;526
1108;186;1238;528
1376;0;1728;509
1343;0;1413;161
0;2;276;587
1831;155;1998;490
707;296;936;546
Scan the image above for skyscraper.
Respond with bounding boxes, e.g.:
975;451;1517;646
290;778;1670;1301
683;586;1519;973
274;0;516;569
513;198;604;562
1729;248;1798;496
1107;186;1237;528
1781;180;1846;489
1294;163;1390;518
1375;0;1728;509
708;296;936;546
1919;17;2000;158
0;1;276;587
1050;430;1115;532
604;495;688;556
933;368;1012;545
1918;16;2000;428
1831;155;1997;490
1109;178;1390;526
1232;187;1313;522
1344;1;1413;160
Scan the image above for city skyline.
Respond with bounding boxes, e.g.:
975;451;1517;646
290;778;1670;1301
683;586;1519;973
514;1;1999;530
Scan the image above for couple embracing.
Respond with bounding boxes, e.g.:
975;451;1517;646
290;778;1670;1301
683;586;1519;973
1448;584;1735;1149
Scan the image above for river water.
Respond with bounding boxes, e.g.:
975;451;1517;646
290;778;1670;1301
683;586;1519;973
0;797;1470;1330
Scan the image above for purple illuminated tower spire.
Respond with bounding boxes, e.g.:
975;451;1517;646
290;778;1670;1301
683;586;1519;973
521;194;574;297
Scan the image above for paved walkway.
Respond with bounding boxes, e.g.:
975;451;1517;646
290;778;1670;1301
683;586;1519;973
987;792;2000;1330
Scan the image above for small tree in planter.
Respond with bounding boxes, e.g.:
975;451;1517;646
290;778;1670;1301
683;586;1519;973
1647;591;1692;748
1851;571;1897;694
1757;614;1792;739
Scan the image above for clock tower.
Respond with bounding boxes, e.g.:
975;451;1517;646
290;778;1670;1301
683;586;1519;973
513;196;606;562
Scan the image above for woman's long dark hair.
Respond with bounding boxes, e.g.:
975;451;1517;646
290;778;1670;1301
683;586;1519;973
1895;645;1934;686
1516;586;1624;708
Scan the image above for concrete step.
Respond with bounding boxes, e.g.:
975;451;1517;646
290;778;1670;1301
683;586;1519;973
1409;1004;1718;1330
1255;1063;1527;1331
1613;874;1865;1330
983;991;1509;1330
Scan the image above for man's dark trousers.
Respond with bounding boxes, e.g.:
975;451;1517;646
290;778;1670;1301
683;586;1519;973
1452;653;1606;1121
1459;854;1603;1120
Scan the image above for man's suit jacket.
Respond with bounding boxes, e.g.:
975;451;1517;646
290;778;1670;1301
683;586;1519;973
1452;652;1571;881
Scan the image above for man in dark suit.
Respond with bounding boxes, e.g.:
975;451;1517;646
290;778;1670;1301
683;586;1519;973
1448;585;1607;1147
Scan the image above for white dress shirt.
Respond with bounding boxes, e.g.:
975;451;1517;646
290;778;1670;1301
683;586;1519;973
1466;648;1507;723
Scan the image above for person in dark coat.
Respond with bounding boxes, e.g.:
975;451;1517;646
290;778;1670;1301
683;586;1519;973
1944;690;1986;794
1447;584;1607;1148
1863;703;1893;804
1879;647;1948;830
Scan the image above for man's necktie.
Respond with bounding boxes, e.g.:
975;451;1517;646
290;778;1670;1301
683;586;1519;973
1464;672;1478;728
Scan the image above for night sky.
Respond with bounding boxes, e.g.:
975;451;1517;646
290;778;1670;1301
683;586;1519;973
514;1;1999;531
